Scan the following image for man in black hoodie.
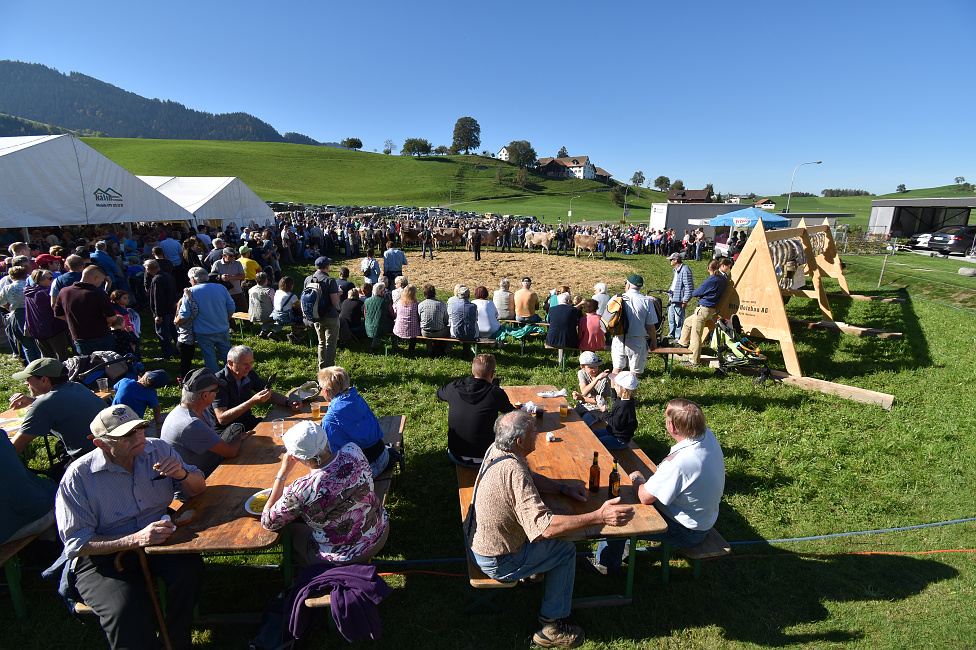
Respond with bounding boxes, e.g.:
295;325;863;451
437;353;515;466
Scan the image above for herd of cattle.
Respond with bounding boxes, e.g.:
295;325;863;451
354;225;602;258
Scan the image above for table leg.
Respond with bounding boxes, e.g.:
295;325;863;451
4;554;25;618
282;526;294;586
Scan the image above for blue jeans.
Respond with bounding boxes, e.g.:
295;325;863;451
369;446;390;478
592;430;629;450
668;303;686;338
422;241;434;259
517;315;543;324
472;537;576;620
195;330;231;371
75;333;117;356
597;504;709;569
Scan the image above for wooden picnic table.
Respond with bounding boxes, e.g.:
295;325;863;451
501;385;666;543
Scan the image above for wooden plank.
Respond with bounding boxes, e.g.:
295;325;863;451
825;292;906;304
787;317;903;339
770;370;895;409
0;534;37;567
457;464;518;589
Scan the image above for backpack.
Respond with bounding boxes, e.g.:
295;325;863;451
602;294;630;337
300;276;334;321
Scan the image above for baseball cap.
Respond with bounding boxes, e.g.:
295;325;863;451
579;351;602;367
182;367;227;392
283;421;330;460
12;358;65;381
238;246;252;255
35;254;61;265
143;369;169;389
626;274;644;287
668;252;684;261
615;371;639;391
315;256;332;269
522;277;532;284
222;247;238;257
89;404;149;439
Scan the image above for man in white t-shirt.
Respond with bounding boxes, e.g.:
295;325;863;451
594;398;725;573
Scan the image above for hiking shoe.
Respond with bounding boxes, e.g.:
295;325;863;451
533;619;585;649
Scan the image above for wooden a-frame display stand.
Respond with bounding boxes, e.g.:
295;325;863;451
710;219;899;408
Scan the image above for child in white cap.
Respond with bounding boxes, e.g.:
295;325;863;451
591;371;639;450
572;351;613;426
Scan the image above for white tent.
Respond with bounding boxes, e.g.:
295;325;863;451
137;176;274;233
0;134;192;228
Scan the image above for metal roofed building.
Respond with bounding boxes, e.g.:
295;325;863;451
868;197;976;236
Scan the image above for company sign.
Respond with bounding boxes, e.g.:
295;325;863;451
93;188;123;208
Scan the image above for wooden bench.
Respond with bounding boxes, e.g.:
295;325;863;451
649;346;692;377
455;464;517;612
231;312;251;337
1;533;39;618
609;443;731;582
406;335;498;359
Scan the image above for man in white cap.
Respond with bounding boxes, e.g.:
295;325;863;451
593;398;725;575
56;404;206;650
571;351;613;426
610;274;658;376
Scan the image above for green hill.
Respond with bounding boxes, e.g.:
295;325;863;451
82;137;652;223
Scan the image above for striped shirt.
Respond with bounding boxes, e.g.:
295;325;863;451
55;439;198;558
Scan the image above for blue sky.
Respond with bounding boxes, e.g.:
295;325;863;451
2;0;974;196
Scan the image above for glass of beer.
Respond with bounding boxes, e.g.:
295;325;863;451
311;402;321;420
559;403;569;421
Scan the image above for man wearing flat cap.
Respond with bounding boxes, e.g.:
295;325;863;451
610;274;659;376
303;256;341;369
161;367;252;477
8;358;106;470
56;404;206;650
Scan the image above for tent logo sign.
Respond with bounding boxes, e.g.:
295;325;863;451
94;188;123;208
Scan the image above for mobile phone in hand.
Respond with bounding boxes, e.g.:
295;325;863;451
266;372;277;389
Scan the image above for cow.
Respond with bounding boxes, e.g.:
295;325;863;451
433;227;463;250
400;227;422;248
525;231;555;254
466;228;499;250
574;233;601;259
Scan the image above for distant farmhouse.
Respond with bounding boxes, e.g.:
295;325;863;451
536;156;597;180
668;188;712;203
753;198;776;211
496;146;510;162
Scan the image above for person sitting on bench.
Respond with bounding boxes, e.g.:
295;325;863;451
467;411;634;649
594;398;725;574
437;353;514;466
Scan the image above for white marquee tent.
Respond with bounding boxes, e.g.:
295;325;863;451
0;134;192;228
137;176;274;233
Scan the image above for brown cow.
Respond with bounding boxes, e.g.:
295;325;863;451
525;231;555;254
466;228;499;250
433;227;463;250
400;227;422;247
574;233;601;259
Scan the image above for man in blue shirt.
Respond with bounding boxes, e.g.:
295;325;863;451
667;252;694;339
382;241;407;289
178;267;235;371
112;369;168;435
676;259;728;367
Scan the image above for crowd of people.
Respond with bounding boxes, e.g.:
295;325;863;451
1;215;733;649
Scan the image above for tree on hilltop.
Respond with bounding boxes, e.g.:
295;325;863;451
506;140;537;168
401;138;432;157
452;117;481;154
704;183;715;202
631;171;645;188
557;146;569;158
340;137;362;150
671;179;685;191
897;183;907;193
955;176;965;184
383;139;396;155
434;145;450;155
654;175;671;192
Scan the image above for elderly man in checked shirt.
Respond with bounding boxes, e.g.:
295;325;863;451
56;404;206;650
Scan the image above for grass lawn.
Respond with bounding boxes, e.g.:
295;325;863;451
5;248;976;648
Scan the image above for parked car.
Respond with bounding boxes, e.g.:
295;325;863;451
909;232;933;248
927;225;976;255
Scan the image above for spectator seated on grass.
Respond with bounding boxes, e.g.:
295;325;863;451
449;285;479;342
493;278;515;321
514;277;542;324
392;283;420;352
248;271;275;337
577;299;604;352
545;292;579;349
593;398;725;575
590;371;639;450
364;281;393;354
260;420;389;568
472;286;501;337
270;276;305;344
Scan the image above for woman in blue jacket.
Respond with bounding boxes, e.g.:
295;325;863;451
317;366;389;476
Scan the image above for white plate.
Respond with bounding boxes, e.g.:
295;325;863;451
244;488;272;516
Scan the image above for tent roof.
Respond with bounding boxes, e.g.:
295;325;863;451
710;207;789;228
0;134;192;228
137;176;273;229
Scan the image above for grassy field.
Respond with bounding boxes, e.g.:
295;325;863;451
5;246;976;648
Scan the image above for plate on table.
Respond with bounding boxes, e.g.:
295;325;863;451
245;489;272;515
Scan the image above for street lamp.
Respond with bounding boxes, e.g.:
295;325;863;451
786;160;822;213
568;195;581;223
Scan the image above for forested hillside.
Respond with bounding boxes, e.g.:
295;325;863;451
0;61;321;144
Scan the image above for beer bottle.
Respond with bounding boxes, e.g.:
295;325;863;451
588;451;600;493
609;459;620;498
